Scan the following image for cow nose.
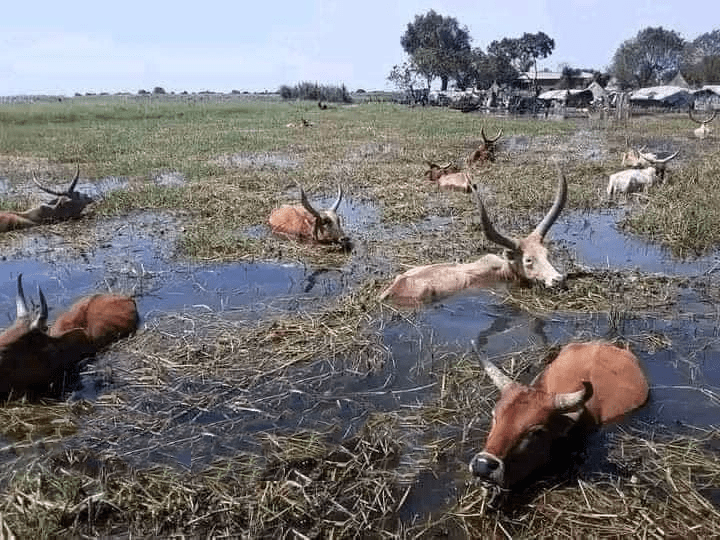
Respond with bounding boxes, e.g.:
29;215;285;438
469;455;500;478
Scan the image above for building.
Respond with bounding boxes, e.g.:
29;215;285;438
513;71;595;92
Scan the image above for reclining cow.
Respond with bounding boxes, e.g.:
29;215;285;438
380;173;567;307
269;186;350;249
689;106;716;139
466;127;503;166
468;340;649;506
0;274;139;397
607;151;679;197
423;161;474;193
0;166;93;232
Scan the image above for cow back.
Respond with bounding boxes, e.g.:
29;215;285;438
49;294;139;349
537;341;648;424
269;205;315;241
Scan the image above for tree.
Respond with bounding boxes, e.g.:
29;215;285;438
611;27;686;88
400;10;472;91
387;60;423;93
473;49;518;88
517;32;555;86
682;29;720;85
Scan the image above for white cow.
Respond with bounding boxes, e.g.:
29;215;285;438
607;151;679;197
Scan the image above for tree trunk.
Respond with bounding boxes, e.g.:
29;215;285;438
441;76;449;91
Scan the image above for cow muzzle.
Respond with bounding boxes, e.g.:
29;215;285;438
469;451;505;485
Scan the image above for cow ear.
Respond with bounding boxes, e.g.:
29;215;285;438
554;381;593;412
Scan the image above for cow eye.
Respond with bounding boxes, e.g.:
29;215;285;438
523;256;534;267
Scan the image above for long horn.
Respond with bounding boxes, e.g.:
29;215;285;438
299;187;321;219
67;164;81;194
689;107;717;125
532;172;567;240
472;340;512;391
32;285;48;330
640;150;679;165
33;173;67;197
554;381;593;412
331;186;343;212
15;274;30;320
486;128;503;143
474;190;517;250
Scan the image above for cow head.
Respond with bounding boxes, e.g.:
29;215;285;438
468;346;592;495
689;106;716;139
467;127;503;165
637;150;679;181
423;160;462;182
0;275;72;395
300;186;350;247
474;173;567;287
32;165;94;221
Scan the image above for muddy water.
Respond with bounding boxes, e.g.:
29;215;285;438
1;200;719;516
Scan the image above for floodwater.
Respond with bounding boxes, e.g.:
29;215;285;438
0;197;719;517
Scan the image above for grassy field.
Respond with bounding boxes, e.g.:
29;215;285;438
0;95;719;537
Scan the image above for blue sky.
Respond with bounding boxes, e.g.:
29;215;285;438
1;1;717;96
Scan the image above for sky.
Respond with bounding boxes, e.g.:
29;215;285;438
1;0;718;96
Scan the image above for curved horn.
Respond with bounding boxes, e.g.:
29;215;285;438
299;187;321;219
33;173;67;197
554;381;593;412
32;285;48;330
486;128;503;143
331;186;343;212
689;106;717;125
474;191;518;250
640;150;679;165
67;164;81;194
532;172;567;240
472;341;512;391
15;274;30;320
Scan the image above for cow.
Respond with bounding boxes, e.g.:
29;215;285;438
466;127;503;166
379;173;567;307
689;106;717;139
423;161;473;193
620;145;650;168
607;151;679;197
0;274;139;396
269;186;350;249
468;341;648;504
0;166;93;232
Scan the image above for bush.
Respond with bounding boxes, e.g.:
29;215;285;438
278;82;352;103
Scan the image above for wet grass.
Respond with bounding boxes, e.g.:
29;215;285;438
1;96;720;537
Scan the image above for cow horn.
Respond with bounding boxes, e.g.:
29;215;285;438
67;164;81;194
33;285;48;330
554;381;593;412
32;164;80;197
532;172;567;240
482;127;503;143
472;341;512;391
639;150;679;165
689;106;717;125
15;274;30;320
474;190;518;251
331;186;343;212
299;187;321;219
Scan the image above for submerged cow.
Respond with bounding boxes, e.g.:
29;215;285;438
469;340;649;505
0;275;139;396
607;151;679;197
466;127;503;166
0;166;93;232
423;161;474;193
269;186;350;248
379;173;567;307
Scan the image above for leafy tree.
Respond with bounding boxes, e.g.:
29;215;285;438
517;32;555;84
400;10;472;91
473;49;518;88
611;27;686;88
682;29;720;85
387;60;423;93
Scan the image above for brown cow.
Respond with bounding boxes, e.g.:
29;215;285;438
423;161;474;193
0;275;138;396
0;166;93;232
269;186;350;248
466;127;503;166
379;173;567;307
468;340;648;503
